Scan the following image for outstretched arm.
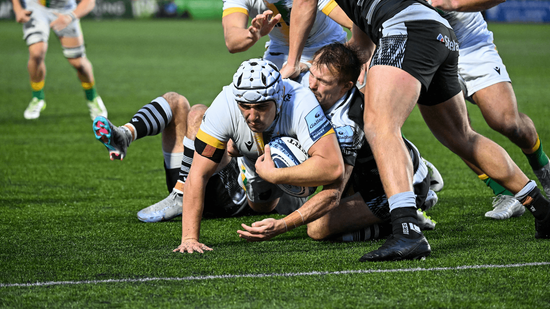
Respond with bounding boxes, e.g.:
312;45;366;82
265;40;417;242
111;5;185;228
429;0;505;11
173;151;219;253
11;0;31;23
237;165;352;242
222;10;281;53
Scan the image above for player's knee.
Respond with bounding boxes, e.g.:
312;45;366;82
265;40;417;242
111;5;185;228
186;104;208;138
63;45;86;59
28;45;46;63
164;92;191;116
306;221;329;241
487;117;523;140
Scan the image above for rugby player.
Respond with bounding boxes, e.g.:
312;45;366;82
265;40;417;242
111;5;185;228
11;0;107;120
222;0;351;70
171;58;345;253
92;93;305;222
238;43;438;245
284;0;550;262
430;1;550;220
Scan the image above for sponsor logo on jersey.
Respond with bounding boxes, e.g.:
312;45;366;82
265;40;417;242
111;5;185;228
245;140;254;151
437;33;458;51
305;105;333;141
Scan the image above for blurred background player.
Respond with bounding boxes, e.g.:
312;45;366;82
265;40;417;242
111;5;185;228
222;0;351;70
430;1;550;220
238;43;438;246
11;0;107;120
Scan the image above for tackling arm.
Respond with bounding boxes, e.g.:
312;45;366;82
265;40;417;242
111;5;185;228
237;163;352;242
429;0;505;11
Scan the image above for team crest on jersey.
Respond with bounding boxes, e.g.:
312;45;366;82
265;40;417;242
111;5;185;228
335;125;354;147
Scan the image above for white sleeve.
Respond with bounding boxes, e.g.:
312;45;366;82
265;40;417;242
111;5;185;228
222;0;249;13
199;87;235;143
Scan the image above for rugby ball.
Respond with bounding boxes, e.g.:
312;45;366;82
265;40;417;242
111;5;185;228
268;136;317;198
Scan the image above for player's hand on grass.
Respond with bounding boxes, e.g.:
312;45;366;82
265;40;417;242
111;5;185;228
50;12;72;32
237;218;285;242
255;144;279;183
173;239;212;254
14;9;32;24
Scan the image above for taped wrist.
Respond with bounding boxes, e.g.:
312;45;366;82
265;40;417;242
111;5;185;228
283;209;305;231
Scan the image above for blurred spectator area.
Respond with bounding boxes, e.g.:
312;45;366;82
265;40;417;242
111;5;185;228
0;0;223;19
1;0;549;21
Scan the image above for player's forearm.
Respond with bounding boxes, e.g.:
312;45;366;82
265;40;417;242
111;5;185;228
347;24;375;64
327;5;353;30
283;182;343;231
286;0;317;68
276;154;343;187
180;181;207;242
224;27;258;53
73;0;96;19
430;0;505;11
11;0;24;12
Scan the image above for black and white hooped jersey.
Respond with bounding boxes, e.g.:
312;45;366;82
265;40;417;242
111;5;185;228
299;72;422;191
195;79;335;164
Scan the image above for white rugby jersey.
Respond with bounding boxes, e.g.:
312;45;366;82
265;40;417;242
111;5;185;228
196;79;335;164
222;0;347;52
439;11;491;49
23;0;76;10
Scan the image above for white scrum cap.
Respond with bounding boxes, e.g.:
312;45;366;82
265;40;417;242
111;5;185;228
232;58;284;113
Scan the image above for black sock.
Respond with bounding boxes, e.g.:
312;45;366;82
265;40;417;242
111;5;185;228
390;207;423;239
522;187;550;220
331;224;391;242
164;163;179;193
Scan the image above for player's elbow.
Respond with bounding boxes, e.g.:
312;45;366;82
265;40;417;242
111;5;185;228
326;161;345;185
306;191;342;240
225;41;248;54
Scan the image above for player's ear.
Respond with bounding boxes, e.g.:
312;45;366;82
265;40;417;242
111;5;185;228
344;80;354;92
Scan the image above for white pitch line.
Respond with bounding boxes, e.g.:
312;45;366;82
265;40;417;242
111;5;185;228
1;262;549;288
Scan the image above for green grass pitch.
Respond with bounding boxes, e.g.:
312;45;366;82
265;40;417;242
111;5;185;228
0;19;549;308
